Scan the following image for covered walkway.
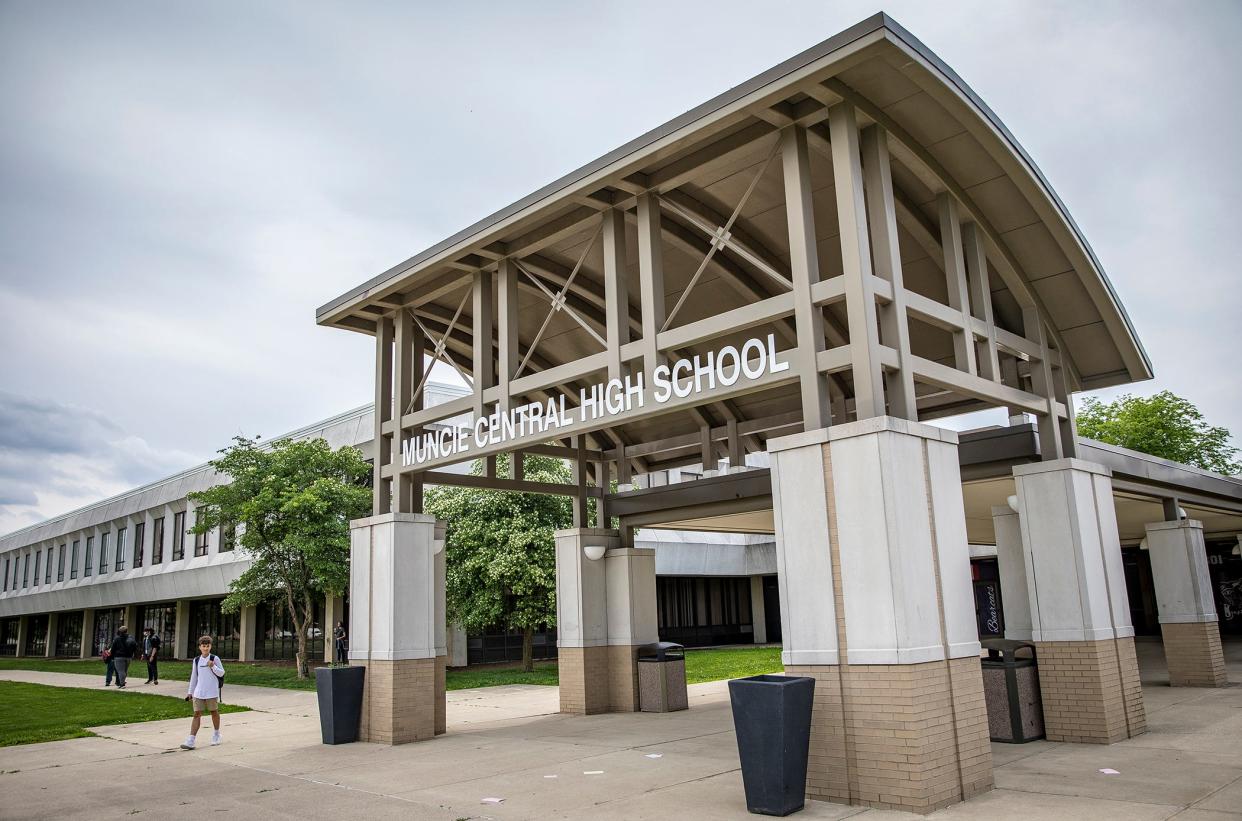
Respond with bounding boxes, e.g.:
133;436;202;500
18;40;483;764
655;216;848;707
2;639;1239;819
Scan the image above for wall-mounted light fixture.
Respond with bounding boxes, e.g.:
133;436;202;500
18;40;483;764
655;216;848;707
433;523;447;555
583;544;607;561
1006;495;1019;513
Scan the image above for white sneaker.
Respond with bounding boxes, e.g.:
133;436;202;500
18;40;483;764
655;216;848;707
180;736;196;750
211;732;221;746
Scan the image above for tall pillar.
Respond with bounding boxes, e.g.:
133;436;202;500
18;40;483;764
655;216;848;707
15;615;28;658
173;600;191;660
237;606;256;662
123;605;139;637
447;623;468;668
750;575;768;645
555;528;658;715
1012;459;1145;743
349;513;446;744
323;595;344;664
991;505;1033;640
1145;519;1227;687
45;612;59;657
770;418;992;814
79;609;94;658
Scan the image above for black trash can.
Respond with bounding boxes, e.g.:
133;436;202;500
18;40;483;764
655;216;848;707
638;642;688;712
980;639;1044;743
728;674;815;816
315;665;365;745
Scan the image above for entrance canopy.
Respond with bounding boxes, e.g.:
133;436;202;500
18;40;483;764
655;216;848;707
317;13;1152;516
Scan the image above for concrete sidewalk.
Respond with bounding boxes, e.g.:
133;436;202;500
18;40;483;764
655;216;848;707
1;639;1239;820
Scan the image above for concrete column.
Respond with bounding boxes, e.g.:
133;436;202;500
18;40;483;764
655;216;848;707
237;605;256;662
1145;519;1227;687
173;600;191;660
123;605;139;637
769;418;993;814
991;504;1033;640
349;513;446;744
15;615;28;658
554;528;658;715
323;595;345;664
79;609;94;658
45;612;59;657
1012;458;1145;743
749;575;767;645
447;623;468;668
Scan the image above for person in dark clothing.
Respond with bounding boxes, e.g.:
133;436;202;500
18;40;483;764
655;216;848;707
333;622;347;664
103;642;115;686
109;626;138;689
142;627;161;685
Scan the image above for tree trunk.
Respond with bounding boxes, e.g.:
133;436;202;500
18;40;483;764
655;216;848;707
286;592;309;679
521;626;534;673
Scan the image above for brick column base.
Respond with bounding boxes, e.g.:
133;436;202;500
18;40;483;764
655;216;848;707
358;657;444;744
1034;637;1145;743
607;645;640;712
1161;621;1227;687
786;657;993;814
558;645;642;714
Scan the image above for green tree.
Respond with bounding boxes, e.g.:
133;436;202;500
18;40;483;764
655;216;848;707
1077;391;1239;475
189;436;372;678
425;453;570;671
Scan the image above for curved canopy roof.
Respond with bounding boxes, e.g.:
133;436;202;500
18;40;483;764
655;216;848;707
318;13;1150;430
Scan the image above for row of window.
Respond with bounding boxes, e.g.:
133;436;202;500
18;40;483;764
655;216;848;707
1;512;236;594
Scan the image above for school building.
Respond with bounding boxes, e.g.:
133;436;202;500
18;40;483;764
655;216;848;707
3;13;1242;815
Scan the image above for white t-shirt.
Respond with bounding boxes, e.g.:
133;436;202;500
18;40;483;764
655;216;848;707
187;654;225;700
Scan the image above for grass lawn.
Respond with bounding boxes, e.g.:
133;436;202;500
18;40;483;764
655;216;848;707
0;645;783;692
0;680;249;747
683;646;782;684
0;657;319;691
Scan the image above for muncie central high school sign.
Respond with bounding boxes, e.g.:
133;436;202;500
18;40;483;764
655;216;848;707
402;334;789;467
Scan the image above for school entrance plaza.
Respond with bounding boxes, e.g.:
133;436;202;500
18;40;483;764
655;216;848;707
1;641;1240;820
5;12;1242;821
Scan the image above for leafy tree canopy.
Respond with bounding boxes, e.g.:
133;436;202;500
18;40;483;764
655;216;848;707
1077;390;1239;475
425;453;570;671
189;436;372;677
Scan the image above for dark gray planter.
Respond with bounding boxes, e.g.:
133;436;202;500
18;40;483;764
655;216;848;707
728;674;815;816
315;665;365;744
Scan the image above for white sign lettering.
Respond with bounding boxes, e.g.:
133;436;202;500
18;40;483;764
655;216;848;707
402;333;789;467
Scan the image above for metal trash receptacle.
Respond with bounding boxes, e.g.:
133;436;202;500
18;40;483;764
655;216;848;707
980;639;1044;743
638;642;688;712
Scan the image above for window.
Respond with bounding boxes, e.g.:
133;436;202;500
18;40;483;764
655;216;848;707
115;527;127;571
57;544;66;581
194;510;209;557
84;536;94;576
3;558;8;591
44;547;52;584
220;521;236;552
172;511;186;560
33;551;41;587
151;517;165;564
99;532;110;573
22;554;29;588
133;522;145;568
70;540;80;579
54;611;84;656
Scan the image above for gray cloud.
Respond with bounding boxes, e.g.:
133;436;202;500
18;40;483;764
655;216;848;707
1;1;1239;533
0;393;199;532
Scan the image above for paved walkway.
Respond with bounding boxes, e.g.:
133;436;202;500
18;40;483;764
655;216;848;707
1;639;1239;820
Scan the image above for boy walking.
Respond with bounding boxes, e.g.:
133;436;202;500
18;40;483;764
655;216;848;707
142;627;161;685
181;636;225;749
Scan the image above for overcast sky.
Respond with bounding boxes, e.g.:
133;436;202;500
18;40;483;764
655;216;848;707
2;1;1240;535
